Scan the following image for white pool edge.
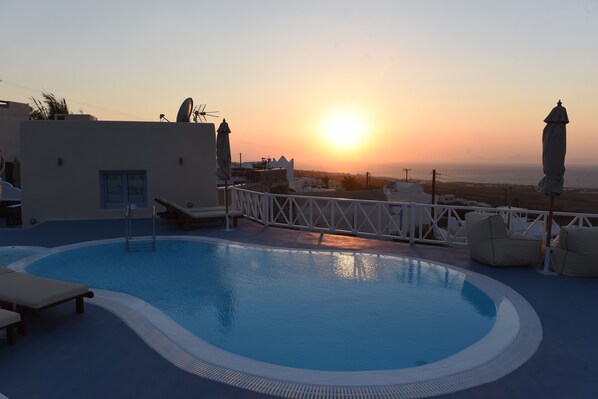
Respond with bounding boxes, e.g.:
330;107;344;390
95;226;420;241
21;236;543;399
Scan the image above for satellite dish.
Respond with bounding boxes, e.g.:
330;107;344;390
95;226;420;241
176;97;194;122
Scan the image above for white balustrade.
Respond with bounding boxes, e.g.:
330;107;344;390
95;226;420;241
230;187;598;247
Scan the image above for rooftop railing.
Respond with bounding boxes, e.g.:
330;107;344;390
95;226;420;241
230;187;598;247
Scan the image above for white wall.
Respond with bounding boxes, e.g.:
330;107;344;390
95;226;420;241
20;120;217;226
270;155;294;188
0;101;29;160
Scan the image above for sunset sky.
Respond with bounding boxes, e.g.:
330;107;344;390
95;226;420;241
2;1;597;174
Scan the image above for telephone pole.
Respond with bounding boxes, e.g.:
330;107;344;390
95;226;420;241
403;168;411;183
431;169;436;205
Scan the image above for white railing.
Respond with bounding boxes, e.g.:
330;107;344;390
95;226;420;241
230;187;598;247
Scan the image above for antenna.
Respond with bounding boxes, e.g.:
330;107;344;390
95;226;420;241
192;104;219;122
176;97;194;122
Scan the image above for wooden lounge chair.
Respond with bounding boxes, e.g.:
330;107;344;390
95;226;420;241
0;309;22;345
154;198;244;230
0;267;94;316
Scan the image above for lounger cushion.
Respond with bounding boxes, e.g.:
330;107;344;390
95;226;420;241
0;266;15;275
0;309;20;328
189;209;244;218
0;273;90;309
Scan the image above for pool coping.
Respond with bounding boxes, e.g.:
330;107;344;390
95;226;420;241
17;236;543;399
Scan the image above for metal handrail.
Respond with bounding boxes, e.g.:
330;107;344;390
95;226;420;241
151;205;156;250
125;205;132;250
125;204;156;251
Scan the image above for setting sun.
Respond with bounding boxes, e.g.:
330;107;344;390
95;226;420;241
323;110;366;153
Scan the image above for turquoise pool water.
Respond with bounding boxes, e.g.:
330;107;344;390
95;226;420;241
0;247;46;266
26;239;496;371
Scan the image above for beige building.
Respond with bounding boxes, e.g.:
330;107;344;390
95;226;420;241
0;100;29;161
20;119;218;226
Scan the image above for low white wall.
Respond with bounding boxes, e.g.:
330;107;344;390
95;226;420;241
20;120;217;226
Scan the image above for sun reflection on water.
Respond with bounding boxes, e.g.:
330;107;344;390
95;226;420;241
332;252;381;281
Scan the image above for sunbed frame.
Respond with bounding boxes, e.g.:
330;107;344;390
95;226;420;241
0;267;95;332
0;291;96;315
0;309;24;345
154;198;244;230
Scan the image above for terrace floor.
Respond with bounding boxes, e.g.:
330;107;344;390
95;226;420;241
0;218;597;399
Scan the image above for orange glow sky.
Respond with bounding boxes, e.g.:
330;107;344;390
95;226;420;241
2;1;597;173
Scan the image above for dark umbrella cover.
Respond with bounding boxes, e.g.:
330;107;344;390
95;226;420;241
216;119;232;181
538;100;568;195
217;119;233;230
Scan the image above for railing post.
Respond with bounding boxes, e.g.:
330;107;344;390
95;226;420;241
230;187;237;211
262;192;269;227
289;196;294;227
409;202;416;246
447;206;453;247
330;199;335;233
352;202;357;234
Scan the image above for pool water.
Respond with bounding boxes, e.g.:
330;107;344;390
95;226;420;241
0;247;47;266
27;239;496;371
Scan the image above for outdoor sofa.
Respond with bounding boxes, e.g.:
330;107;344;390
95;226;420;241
0;266;94;316
465;212;543;267
551;226;598;277
155;198;244;230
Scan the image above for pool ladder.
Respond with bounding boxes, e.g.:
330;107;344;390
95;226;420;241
125;205;156;251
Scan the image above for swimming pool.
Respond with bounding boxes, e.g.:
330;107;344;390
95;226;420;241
17;237;542;398
0;246;48;266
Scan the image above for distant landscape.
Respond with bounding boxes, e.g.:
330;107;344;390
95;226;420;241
295;170;598;215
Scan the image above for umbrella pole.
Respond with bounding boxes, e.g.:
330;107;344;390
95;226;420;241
223;179;232;231
542;194;555;273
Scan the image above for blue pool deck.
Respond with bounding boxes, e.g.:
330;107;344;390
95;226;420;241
1;218;597;399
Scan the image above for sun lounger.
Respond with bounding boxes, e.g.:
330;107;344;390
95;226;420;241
155;198;244;230
0;267;94;315
0;309;22;345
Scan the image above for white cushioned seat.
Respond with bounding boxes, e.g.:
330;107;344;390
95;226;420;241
552;227;598;277
465;212;542;267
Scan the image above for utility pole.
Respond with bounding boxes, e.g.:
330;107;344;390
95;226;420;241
431;169;436;205
365;172;370;187
403;168;411;183
239;153;242;167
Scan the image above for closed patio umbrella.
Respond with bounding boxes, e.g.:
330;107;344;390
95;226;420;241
217;119;233;230
538;100;568;273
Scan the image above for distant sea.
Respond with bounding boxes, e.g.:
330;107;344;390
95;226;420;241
362;163;598;189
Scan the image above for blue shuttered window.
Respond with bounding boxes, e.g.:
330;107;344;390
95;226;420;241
100;171;147;208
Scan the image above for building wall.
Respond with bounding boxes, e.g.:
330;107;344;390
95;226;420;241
0;100;30;160
20;120;217;226
0;118;22;160
270;155;294;188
